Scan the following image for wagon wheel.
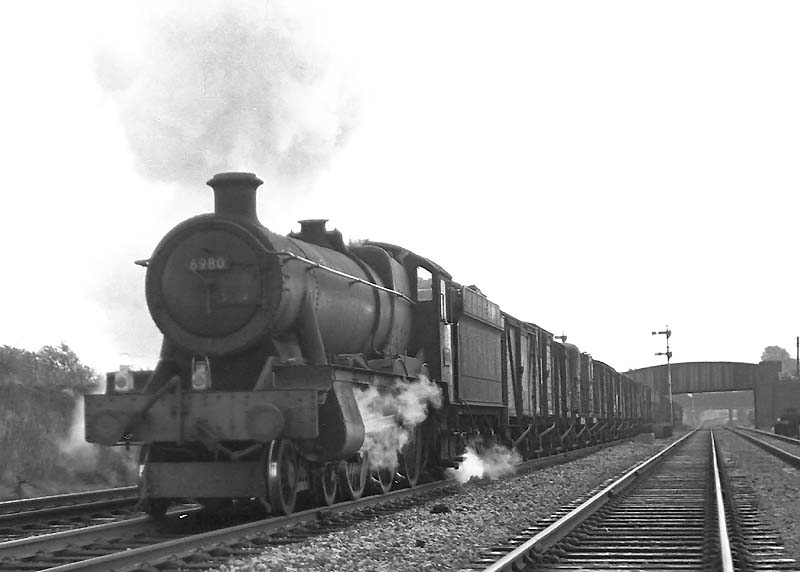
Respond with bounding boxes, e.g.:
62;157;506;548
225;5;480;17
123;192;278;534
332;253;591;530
399;425;425;488
338;451;369;501
312;462;338;506
266;439;299;515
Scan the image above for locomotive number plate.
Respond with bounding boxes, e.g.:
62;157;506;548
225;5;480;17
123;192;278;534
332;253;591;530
188;256;229;271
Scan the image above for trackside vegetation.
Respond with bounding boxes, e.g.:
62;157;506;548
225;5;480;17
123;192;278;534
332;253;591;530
0;344;136;499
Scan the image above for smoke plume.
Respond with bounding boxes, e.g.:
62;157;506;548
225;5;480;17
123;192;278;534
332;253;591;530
92;3;357;369
355;375;442;470
94;2;357;188
447;444;522;484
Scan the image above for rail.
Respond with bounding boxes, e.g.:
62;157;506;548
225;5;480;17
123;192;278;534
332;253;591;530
727;426;800;469
0;439;631;571
475;428;738;571
0;486;137;514
711;429;735;572
479;430;696;572
735;425;800;446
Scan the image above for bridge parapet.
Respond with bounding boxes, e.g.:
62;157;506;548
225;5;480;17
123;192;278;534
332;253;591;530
627;361;780;395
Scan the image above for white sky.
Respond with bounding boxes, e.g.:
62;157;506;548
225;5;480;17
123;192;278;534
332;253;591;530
0;1;798;374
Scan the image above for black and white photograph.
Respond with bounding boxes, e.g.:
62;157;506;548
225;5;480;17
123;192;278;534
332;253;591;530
1;1;799;570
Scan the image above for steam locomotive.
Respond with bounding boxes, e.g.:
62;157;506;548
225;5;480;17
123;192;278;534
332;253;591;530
84;172;653;516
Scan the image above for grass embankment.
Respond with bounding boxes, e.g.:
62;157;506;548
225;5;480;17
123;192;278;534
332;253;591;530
0;344;137;499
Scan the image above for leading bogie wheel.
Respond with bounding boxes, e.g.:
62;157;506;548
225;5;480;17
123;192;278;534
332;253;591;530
266;439;299;515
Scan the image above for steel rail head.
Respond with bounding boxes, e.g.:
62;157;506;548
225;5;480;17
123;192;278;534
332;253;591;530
0;513;158;560
727;426;800;468
14;439;631;572
710;429;735;572
33;481;451;572
0;486;138;513
0;496;140;529
735;424;800;446
479;430;697;572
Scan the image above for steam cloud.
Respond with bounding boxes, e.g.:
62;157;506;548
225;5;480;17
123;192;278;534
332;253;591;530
57;395;100;472
355;375;443;470
56;392;138;489
95;2;357;188
93;3;357;368
447;444;522;484
2;393;138;500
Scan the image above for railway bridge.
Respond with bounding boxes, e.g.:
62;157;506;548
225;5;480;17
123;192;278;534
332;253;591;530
626;361;797;429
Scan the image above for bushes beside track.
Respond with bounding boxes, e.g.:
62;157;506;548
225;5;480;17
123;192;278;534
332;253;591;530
0;344;137;499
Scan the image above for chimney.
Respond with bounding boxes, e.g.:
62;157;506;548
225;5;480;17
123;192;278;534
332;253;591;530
207;172;263;222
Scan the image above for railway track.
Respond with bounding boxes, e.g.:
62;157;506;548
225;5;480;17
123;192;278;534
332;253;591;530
0;487;138;516
461;428;797;571
728;426;800;467
717;426;800;565
0;439;622;571
0;487;140;542
732;426;800;446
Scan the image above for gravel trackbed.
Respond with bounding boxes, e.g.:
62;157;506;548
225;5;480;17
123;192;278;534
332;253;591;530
212;437;669;572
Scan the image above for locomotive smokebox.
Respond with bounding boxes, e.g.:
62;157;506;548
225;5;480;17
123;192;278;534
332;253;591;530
207;172;263;221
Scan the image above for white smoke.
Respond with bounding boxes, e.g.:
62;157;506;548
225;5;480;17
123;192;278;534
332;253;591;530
57;394;100;468
92;2;358;370
94;1;357;189
56;388;138;488
355;375;442;470
447;443;522;484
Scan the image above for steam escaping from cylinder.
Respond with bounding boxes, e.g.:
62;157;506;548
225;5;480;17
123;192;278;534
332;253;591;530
447;444;522;484
58;396;98;468
94;2;357;188
57;391;138;488
355;375;442;471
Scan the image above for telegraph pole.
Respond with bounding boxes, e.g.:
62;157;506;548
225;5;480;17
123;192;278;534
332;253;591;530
652;327;673;425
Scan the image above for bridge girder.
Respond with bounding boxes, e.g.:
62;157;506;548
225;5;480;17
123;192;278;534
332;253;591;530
627;361;780;395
